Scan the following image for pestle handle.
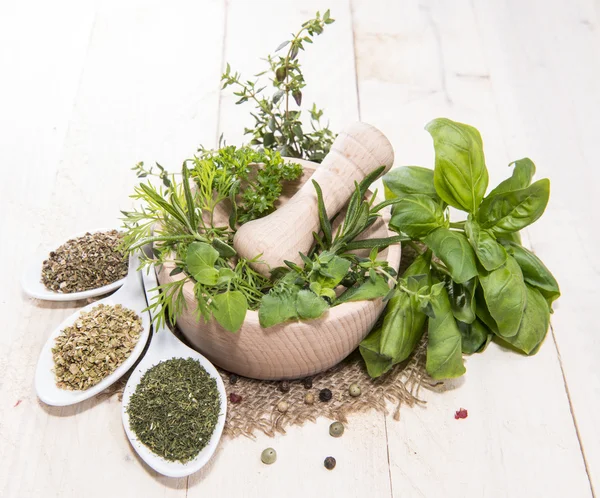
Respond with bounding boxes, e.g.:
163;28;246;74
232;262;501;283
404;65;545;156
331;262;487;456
233;122;394;275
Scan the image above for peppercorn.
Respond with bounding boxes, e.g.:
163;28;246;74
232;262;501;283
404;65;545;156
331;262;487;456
277;401;289;413
302;377;313;389
348;383;361;397
229;374;239;385
261;448;277;465
329;421;344;438
279;380;290;393
229;393;242;403
304;392;315;405
324;456;336;470
319;388;332;402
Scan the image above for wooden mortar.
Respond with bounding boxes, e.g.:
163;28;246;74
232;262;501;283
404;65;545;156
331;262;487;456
157;159;401;380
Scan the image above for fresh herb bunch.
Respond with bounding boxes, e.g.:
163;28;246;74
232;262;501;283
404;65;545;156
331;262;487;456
122;146;302;331
221;10;336;162
258;167;406;328
131;145;302;225
360;118;560;380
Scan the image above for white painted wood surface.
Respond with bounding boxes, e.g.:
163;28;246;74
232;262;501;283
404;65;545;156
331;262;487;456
0;0;597;496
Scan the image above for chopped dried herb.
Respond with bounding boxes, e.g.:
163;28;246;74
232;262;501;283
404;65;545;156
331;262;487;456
52;303;142;390
126;358;221;463
42;230;128;293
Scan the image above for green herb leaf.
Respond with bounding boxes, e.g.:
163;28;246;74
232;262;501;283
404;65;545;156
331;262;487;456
313;254;351;289
186;242;220;285
425;118;489;213
258;291;298;328
426;286;466;379
465;218;507;271
212;238;237;258
296;290;329;319
457;318;490;354
487;158;536;197
312;180;332;247
494;285;549;354
445;277;477;324
424;228;478;284
389;194;446;238
500;240;560;307
212;291;248;333
336;274;390;303
479;256;526;338
478;179;550;234
359;327;394;378
382;166;438;201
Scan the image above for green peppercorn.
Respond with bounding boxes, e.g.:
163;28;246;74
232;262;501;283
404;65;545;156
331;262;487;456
304;392;315;405
348;383;361;397
324;456;336;470
261;447;277;465
319;388;332;402
279;380;290;393
277;400;289;413
329;421;344;438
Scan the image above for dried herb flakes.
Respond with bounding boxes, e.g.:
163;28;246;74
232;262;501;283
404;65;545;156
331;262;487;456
52;303;142;390
126;358;221;463
42;230;128;293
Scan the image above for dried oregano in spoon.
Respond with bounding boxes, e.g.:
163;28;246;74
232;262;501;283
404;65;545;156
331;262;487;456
52;304;142;390
41;230;128;293
126;358;221;463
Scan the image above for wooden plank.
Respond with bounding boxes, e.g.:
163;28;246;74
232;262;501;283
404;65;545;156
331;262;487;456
351;0;593;496
472;0;600;493
188;1;393;497
0;1;225;496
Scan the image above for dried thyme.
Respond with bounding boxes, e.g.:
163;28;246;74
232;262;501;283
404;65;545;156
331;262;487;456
126;358;221;463
52;304;142;390
42;230;128;293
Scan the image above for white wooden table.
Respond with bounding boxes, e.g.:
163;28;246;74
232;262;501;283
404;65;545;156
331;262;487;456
1;0;598;496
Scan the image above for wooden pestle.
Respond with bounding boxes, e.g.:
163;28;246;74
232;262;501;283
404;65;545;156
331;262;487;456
233;121;394;275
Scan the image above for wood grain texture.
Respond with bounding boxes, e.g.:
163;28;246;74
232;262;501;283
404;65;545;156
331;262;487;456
234;121;394;275
159;158;401;380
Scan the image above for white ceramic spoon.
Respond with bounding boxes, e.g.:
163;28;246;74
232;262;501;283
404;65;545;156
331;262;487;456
35;253;151;406
22;228;127;301
121;263;227;478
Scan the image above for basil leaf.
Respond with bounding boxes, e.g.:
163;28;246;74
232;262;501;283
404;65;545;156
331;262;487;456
487;158;536;197
474;286;498;333
296;290;329;320
426;286;466;379
212;291;248;333
186;242;220;285
457;318;489;354
259;291;298;328
465;218;507;271
359;327;394;378
445;277;477;324
389;194;446;238
382;166;438;201
479;256;526;338
478;179;550;234
425;118;488;213
498;231;521;245
424;228;478;284
336;274;390;303
495;285;549;354
501;241;560;306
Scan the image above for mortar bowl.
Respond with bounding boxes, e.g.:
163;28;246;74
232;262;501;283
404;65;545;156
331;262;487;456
157;159;401;380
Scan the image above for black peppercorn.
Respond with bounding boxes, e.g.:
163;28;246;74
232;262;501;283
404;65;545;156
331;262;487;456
279;380;290;393
303;377;313;389
319;388;332;402
324;456;336;470
229;374;239;385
